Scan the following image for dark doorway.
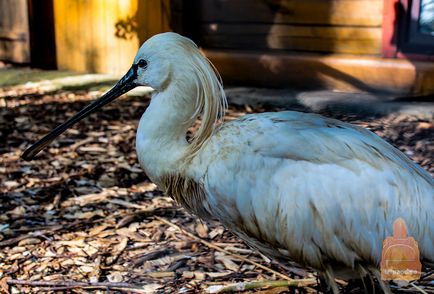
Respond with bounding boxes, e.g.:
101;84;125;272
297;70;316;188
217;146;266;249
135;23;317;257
27;0;57;69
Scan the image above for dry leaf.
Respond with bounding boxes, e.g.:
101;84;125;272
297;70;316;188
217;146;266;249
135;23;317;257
141;284;163;293
194;271;206;280
195;222;209;238
111;237;128;258
17;238;41;246
206;272;232;278
208;227;224;239
0;277;10;294
63;210;105;219
107;271;124;282
146;271;175;278
215;253;239;272
88;225;109;236
182;271;195;279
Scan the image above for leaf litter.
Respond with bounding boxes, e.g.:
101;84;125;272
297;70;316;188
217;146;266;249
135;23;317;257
0;83;433;293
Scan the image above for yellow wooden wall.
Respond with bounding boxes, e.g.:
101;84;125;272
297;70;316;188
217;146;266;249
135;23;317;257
54;0;171;75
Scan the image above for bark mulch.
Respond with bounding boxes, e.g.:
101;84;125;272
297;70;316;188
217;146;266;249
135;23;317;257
0;84;433;293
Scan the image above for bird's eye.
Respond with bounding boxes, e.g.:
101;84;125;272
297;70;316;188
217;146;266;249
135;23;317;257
137;59;147;68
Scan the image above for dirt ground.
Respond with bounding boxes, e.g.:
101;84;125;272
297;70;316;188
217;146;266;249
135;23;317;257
0;79;433;293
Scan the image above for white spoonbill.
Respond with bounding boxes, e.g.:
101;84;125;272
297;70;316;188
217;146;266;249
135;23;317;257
23;32;434;292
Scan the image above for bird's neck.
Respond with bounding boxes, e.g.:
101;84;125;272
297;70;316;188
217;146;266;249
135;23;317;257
135;83;196;183
136;60;227;188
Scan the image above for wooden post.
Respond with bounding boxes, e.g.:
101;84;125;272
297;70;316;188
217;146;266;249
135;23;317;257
27;0;57;69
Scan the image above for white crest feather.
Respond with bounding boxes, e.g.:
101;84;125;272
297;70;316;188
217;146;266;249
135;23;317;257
182;45;228;161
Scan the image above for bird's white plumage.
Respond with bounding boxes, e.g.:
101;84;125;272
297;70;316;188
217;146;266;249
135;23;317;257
189;111;433;275
133;32;434;291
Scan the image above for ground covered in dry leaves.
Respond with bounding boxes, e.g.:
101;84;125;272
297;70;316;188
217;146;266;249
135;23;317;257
0;80;433;293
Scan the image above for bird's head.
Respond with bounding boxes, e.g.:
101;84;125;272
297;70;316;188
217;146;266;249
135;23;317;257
22;32;226;161
132;32;201;91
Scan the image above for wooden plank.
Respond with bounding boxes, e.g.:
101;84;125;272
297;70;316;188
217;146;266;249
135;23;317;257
0;0;30;63
77;0;88;71
204;49;434;95
53;0;108;73
54;0;83;71
114;0;140;73
200;24;382;55
0;29;28;41
54;0;171;74
200;0;383;27
202;36;381;55
202;24;382;39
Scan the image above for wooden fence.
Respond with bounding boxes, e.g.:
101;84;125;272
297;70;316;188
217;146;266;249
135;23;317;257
0;0;30;63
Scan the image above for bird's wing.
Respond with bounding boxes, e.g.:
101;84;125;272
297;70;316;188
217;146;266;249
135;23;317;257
241;111;430;181
207;111;432;184
193;111;434;272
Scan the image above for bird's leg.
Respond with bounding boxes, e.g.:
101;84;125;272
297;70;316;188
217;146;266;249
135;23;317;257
317;270;340;294
345;276;391;294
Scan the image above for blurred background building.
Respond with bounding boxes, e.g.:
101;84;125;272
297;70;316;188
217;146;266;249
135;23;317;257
0;0;433;95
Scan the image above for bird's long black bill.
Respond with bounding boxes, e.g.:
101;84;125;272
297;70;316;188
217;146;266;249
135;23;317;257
21;65;138;161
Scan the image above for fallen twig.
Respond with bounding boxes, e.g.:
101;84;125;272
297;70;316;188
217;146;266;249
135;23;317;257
155;216;307;282
0;221;81;247
410;282;429;294
6;279;148;293
205;279;317;293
